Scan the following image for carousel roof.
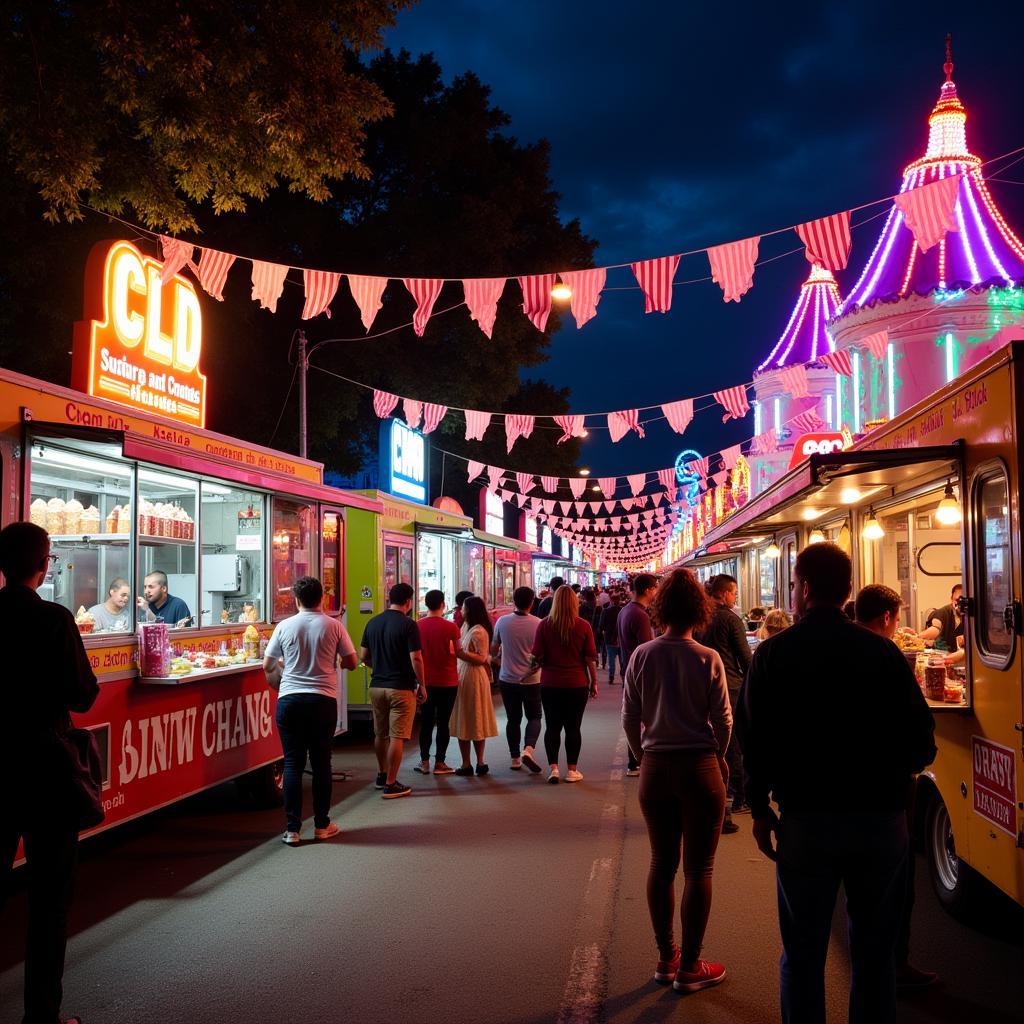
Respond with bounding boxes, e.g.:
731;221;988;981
837;40;1024;317
757;262;842;371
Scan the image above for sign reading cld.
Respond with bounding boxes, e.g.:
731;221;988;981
73;240;208;427
379;418;428;505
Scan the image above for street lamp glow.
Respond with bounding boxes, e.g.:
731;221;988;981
840;487;862;504
551;282;572;301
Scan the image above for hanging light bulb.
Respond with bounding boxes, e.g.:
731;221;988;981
808;529;826;545
551;282;573;301
935;479;962;526
840;486;862;504
764;536;781;559
862;508;885;540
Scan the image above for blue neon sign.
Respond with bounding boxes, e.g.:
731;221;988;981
674;448;704;507
379;419;428;504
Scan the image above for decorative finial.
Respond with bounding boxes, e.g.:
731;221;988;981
944;33;954;82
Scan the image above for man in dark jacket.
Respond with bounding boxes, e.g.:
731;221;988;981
535;577;564;619
697;573;751;822
737;542;935;1024
596;593;625;685
1;521;99;1024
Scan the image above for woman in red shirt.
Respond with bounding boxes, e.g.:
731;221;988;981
531;586;598;783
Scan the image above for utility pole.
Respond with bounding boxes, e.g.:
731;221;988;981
297;330;308;459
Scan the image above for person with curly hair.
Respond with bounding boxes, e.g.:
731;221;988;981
756;608;791;640
622;569;732;995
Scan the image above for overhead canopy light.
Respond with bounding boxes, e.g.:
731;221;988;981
935;479;962;526
839;486;862;504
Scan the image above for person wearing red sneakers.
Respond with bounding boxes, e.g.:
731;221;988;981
622;569;732;994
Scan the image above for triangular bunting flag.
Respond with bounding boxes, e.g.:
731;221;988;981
894;175;960;252
160;236;195;285
778;365;810;400
403;279;443;337
540;476;558;493
466;460;485;483
347;275;388;331
515;472;535;494
422;403;447;434
553;415;585;444
302;270;341;320
518;274;556;331
373;390;399;419
661;399;694;435
197;248;236;302
607;409;645;442
463;278;505;339
598;478;615;499
820;350;853;377
505;414;535;452
862;330;889;361
630;255;680;314
707;236;760;303
558;268;606;329
713;386;750;422
627;473;646;497
721;444;742;471
486;466;503;492
251;260;289;313
795;212;852;271
464;410;491;441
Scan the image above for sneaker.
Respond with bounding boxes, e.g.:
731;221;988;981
548;766;560;784
625;767;640;777
281;831;301;845
521;750;542;774
374;772;387;789
314;822;340;840
475;763;490;776
433;762;455;775
454;765;475;777
896;963;939;990
654;948;681;984
381;782;412;799
510;757;523;770
673;959;726;993
413;761;430;774
721;817;740;835
565;769;584;783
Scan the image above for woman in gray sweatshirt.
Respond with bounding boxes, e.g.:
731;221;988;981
621;569;732;995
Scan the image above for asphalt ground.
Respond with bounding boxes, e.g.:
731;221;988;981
2;688;1022;1023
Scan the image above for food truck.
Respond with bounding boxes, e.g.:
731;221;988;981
678;340;1024;913
1;239;382;847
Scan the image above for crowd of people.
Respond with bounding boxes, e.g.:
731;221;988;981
2;515;939;1024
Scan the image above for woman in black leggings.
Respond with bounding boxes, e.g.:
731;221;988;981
530;585;598;784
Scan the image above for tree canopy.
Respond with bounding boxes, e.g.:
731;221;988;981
0;1;408;231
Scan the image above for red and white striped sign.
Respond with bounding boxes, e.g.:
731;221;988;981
707;236;760;302
464;409;491;441
403;278;444;337
607;409;645;442
251;260;288;313
631;255;680;313
894;175;960;252
463;278;505;339
518;274;556;331
373;390;399;419
861;329;889;361
347;274;387;331
795;211;852;271
197;248;236;302
820;349;853;377
558;268;606;329
422;402;447;434
713;386;750;422
303;269;342;320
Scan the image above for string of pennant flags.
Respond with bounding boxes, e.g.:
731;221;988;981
156;171;966;341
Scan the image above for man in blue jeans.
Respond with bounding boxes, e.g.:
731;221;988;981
264;575;358;845
737;543;935;1024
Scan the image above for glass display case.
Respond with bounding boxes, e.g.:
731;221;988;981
271;497;315;621
199;483;266;626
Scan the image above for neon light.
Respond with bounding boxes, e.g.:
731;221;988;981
945;331;956;382
962;172;1012;282
826;392;834;428
753;400;762;436
835;372;842;431
852;351;861;433
757;263;841;371
773;397;781;433
887;342;896;419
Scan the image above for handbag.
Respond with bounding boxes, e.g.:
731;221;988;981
52;726;106;830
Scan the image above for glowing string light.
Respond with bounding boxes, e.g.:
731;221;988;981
962;172;1012;282
852;351;862;433
887;341;896;419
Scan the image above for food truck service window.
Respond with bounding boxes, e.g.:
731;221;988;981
417;532;456;611
758;547;777;609
137;467;199;629
29;438;134;634
974;467;1014;664
272;498;315;621
199;483;265;626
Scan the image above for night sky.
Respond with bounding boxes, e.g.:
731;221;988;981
385;1;1024;480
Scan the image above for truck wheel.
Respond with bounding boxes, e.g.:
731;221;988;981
236;761;285;807
925;792;977;916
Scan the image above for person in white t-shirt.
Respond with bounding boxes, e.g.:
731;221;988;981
264;575;357;845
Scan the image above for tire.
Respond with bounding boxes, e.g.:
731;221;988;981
925;792;978;916
236;761;285;807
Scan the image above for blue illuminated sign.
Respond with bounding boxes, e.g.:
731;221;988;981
379;419;428;504
674;448;703;507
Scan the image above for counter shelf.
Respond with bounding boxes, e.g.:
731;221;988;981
49;533;195;547
139;660;264;686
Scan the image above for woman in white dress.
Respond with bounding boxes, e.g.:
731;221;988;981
450;595;498;775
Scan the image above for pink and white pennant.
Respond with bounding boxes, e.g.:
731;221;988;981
630;255;680;313
795;212;852;271
721;444;742;471
347;275;388;331
750;428;779;456
463;278;505;339
558;268;606;329
466;460;485;483
505;414;535;452
894;175;960;252
464;410;491;441
713;386;750;422
403;278;444;336
553;415;586;444
627;473;646;497
707;236;760;303
516;472;536;494
661;399;694;435
518;274;556;331
402;399;422;430
820;350;853;377
657;467;677;493
160;236;195;285
540;475;559;493
789;408;827;436
861;330;889;361
779;364;811;399
486;466;504;492
607;409;645;442
302;270;341;320
251;260;288;313
569;478;587;499
598;477;616;499
197;248;236;302
373;390;399;419
422;403;447;434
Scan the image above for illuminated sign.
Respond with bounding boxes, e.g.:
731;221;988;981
379;419;428;504
787;431;852;470
73;240;207;427
674;448;704;507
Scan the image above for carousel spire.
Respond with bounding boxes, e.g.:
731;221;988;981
756;262;842;371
